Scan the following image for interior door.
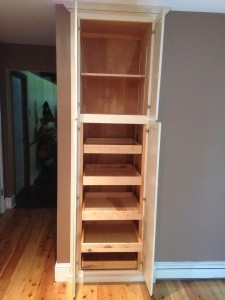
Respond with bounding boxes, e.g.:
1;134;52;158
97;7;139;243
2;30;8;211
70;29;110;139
143;121;161;295
11;73;28;195
149;14;165;120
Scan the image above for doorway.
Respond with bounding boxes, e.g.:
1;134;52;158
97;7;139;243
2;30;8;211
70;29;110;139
10;72;29;195
10;71;57;208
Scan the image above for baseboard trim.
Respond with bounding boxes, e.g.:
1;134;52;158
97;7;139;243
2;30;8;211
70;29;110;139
76;270;144;283
0;196;6;213
155;261;225;280
54;264;144;283
55;263;71;282
55;261;225;283
5;195;16;209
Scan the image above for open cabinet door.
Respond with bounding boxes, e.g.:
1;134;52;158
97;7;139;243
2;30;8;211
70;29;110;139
149;14;165;120
143;121;161;296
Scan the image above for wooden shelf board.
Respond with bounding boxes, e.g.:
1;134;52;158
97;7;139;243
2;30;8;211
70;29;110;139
83;164;142;186
81;221;142;253
81;73;145;79
81;32;142;40
80;114;150;125
84;138;142;154
82;192;142;220
82;253;138;270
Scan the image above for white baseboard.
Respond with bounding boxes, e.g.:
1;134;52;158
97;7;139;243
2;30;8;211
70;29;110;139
76;270;144;283
55;261;225;283
155;261;225;280
0;196;6;213
5;195;16;209
55;264;144;283
55;263;71;282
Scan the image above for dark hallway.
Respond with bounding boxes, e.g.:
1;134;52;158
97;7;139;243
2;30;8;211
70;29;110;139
15;164;57;208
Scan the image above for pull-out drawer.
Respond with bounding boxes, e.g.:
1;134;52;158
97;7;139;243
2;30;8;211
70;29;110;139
81;221;142;253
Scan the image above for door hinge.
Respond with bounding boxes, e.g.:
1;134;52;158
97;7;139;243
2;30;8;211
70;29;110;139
152;30;156;34
143;197;146;202
147;105;151;109
146;129;149;134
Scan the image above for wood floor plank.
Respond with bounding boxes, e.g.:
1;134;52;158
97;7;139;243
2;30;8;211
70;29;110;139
0;209;225;300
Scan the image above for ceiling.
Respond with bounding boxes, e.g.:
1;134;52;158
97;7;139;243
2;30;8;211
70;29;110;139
0;0;225;46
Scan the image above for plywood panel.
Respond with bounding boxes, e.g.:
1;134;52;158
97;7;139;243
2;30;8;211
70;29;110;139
138;23;152;115
82;253;137;270
81;37;141;74
83;124;135;139
81;20;150;37
81;77;139;115
149;17;164;120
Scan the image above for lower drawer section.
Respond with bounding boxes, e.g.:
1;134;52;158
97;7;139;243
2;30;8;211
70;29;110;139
82;253;138;270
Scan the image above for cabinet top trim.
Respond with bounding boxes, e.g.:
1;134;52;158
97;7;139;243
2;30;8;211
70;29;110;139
64;2;167;16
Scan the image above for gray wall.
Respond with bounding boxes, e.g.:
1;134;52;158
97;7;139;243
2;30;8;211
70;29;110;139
156;12;225;261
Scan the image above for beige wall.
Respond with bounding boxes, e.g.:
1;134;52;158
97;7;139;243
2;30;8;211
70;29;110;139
0;44;56;197
156;12;225;261
56;5;71;263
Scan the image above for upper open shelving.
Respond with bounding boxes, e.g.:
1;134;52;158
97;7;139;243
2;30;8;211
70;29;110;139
80;19;152;116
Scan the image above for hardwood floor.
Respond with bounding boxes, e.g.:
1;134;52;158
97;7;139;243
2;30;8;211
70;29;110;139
0;209;225;299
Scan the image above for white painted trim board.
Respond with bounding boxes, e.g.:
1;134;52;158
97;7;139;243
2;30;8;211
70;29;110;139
55;261;225;282
5;195;16;209
55;263;71;282
155;261;225;280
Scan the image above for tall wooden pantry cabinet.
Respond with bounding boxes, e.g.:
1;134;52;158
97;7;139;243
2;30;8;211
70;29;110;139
64;2;165;298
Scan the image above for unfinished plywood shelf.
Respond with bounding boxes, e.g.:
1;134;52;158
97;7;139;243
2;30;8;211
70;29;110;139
81;32;142;40
83;164;142;185
82;192;142;220
84;138;142;154
82;252;138;270
81;73;145;79
81;221;142;253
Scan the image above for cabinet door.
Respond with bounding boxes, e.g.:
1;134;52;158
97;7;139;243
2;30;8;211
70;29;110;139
143;121;161;296
149;15;165;120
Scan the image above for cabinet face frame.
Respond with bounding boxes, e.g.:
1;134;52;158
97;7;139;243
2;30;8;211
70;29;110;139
66;2;165;298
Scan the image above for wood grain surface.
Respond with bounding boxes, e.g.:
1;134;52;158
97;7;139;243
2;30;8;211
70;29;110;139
0;209;225;299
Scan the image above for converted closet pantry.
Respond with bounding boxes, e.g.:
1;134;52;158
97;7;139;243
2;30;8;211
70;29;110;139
66;2;165;298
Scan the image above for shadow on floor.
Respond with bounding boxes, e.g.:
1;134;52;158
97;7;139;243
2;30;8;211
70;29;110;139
16;165;57;208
